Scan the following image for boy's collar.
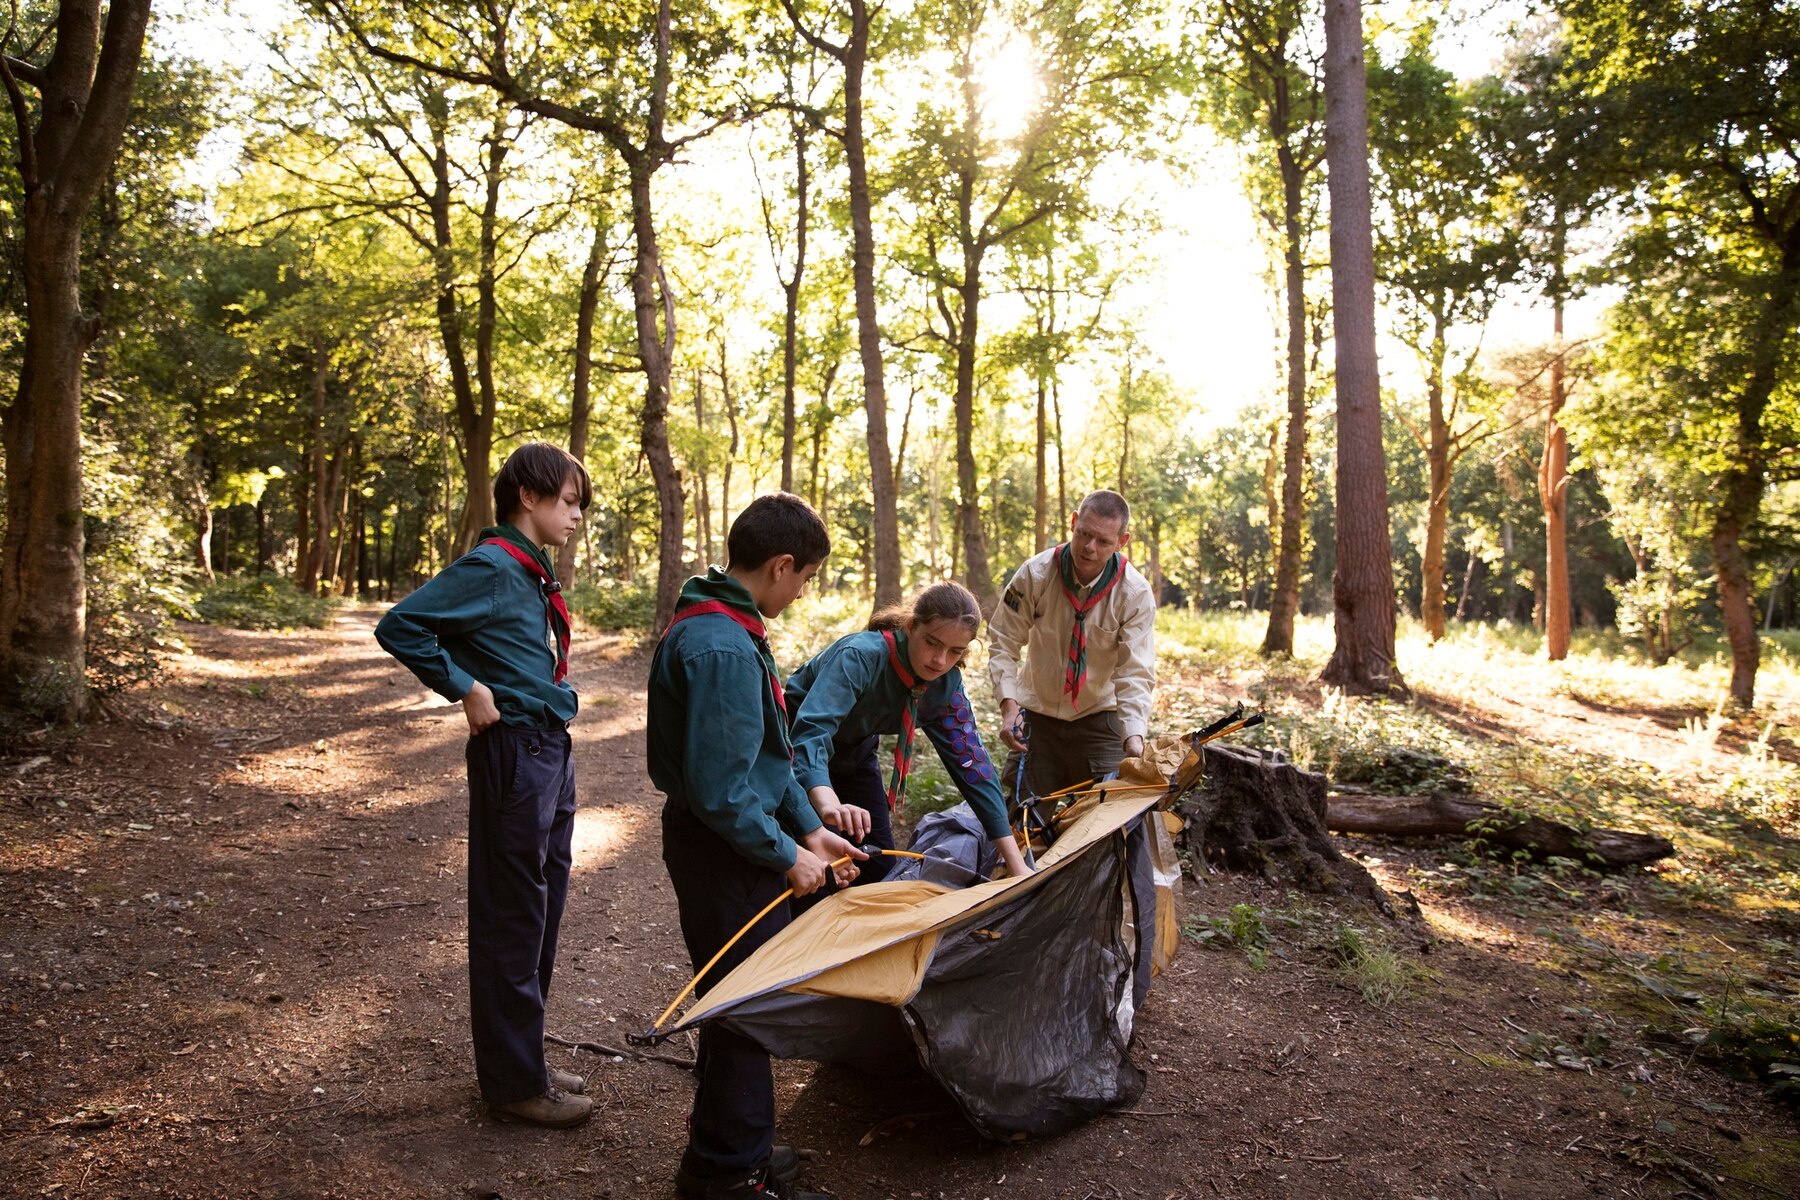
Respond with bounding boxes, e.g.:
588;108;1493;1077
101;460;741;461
480;524;555;574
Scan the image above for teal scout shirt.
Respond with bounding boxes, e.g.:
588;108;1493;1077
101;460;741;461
374;525;579;729
647;569;822;873
785;630;1012;841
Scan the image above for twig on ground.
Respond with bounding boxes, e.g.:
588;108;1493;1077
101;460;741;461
196;1085;370;1123
358;900;436;912
544;1031;695;1070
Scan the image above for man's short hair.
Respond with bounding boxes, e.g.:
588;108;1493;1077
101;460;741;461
727;493;830;570
495;442;592;521
1077;489;1131;532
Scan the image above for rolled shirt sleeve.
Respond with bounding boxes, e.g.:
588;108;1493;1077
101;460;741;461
920;679;1013;842
373;557;497;703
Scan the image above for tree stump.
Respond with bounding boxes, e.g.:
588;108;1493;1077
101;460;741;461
1177;743;1394;916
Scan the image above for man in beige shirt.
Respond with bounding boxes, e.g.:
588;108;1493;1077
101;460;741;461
988;490;1157;804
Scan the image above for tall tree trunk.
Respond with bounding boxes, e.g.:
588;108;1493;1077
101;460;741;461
320;440;351;596
1149;515;1163;604
1262;120;1310;654
718;338;740;557
1710;235;1798;707
1540;209;1572;662
1117;357;1133;493
454;111;509;551
300;340;332;594
628;157;686;629
294;471;312;589
952;261;995;603
1318;0;1403;696
694;366;712;570
1421;323;1451;642
839;2;901;609
780;112;807;496
1034;372;1049;553
1454;539;1479;620
558;220;606;583
0;0;151;720
425;116;483;556
193;481;216;584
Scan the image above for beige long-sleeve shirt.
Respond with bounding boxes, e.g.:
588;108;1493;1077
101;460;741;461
986;547;1156;739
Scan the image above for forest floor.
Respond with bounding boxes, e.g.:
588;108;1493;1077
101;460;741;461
2;603;1797;1200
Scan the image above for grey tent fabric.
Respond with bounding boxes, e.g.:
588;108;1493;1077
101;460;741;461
701;798;1152;1140
897;830;1144;1139
886;801;1037;887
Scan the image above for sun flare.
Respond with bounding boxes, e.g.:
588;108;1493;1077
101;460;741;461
973;30;1042;141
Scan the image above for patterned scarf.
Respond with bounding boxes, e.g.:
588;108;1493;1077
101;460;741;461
881;629;926;811
478;527;570;684
662;569;791;756
1057;542;1123;707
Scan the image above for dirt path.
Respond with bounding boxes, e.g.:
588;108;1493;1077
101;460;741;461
0;611;1790;1199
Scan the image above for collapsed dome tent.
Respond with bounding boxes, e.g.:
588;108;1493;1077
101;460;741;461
650;755;1186;1142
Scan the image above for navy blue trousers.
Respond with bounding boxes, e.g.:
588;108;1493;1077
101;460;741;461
662;797;792;1178
466;724;575;1104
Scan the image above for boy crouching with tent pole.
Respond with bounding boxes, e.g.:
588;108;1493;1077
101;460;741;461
648;493;866;1200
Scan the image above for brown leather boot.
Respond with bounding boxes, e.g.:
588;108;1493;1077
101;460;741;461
548;1066;587;1095
489;1086;592;1128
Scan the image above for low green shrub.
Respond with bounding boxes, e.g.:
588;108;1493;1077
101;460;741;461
566;579;654;630
195;576;334;630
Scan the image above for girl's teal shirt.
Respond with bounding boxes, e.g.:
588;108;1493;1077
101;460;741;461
785;630;1011;841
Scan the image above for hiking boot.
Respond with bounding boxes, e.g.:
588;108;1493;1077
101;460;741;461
488;1086;592;1128
674;1146;808;1200
548;1066;586;1095
700;1166;828;1200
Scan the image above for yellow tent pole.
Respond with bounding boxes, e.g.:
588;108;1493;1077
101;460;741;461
647;849;927;1034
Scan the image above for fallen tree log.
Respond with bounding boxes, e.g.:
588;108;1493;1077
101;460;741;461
1325;792;1675;869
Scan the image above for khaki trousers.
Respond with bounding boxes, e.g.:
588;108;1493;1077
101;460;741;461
1001;707;1127;808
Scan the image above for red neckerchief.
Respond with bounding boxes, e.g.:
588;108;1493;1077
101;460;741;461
1056;542;1125;707
663;601;792;745
880;629;927;811
479;538;570;684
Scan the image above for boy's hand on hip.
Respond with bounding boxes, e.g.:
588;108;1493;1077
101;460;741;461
1123;734;1144;759
802;827;868;889
462;681;501;735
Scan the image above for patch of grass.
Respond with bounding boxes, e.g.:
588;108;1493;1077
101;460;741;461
1324;924;1428;1006
194;576;334;630
1718;1133;1800;1192
1182;903;1300;971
